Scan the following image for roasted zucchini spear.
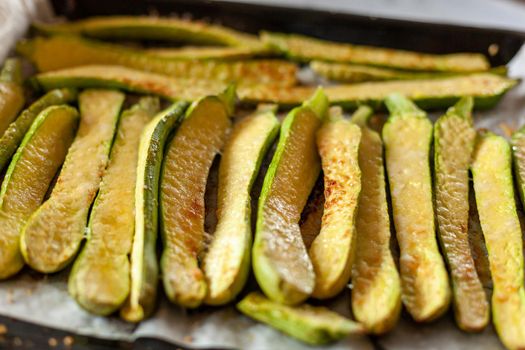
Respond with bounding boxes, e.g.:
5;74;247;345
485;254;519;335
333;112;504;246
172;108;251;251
69;97;159;316
34;16;266;50
203;104;280;305
0;58;25;137
472;131;525;350
0;88;77;172
252;88;328;305
434;97;488;332
351;106;402;334
32;65;516;109
262;31;489;72
146;46;257;60
0;105;78;279
383;94;451;322
309;106;361;299
121;101;189;322
237;292;364;345
512;125;525;207
21;90;125;273
160;87;234;308
18;36;296;86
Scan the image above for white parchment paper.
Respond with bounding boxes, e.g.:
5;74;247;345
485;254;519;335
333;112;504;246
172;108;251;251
0;0;524;349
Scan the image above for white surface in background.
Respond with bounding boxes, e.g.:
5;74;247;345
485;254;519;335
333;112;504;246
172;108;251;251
232;0;525;32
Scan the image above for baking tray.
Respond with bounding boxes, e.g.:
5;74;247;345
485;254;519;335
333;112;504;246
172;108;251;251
2;0;525;349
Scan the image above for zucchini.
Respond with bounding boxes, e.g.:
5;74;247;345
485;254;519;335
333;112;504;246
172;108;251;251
32;66;516;109
512;126;525;207
350;106;402;334
309;106;361;299
69;97;159;316
0;59;25;137
21;90;125;273
262;31;489;72
203;104;279;306
120;101;189;322
0;105;78;279
160;87;234;308
311;60;508;83
0;88;77;172
18;36;296;86
32;65;226;102
237;292;364;345
34;16;265;50
146;46;257;60
299;178;324;249
472;131;525;350
253;88;328;305
383;94;451;322
240;73;516;110
434;97;488;332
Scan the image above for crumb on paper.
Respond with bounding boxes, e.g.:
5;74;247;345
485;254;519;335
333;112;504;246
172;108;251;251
63;335;74;347
48;337;58;347
13;337;22;346
488;43;499;56
183;335;193;343
499;122;516;137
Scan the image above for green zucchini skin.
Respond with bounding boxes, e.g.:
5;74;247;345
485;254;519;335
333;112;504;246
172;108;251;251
121;101;189;323
0;88;78;172
383;94;451;322
433;97;489;332
237;292;364;345
512;126;525;208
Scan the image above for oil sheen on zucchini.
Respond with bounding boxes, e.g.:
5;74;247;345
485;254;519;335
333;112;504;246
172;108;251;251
21;90;125;273
18;36;296;86
121;101;189;322
472;131;525;350
0;58;25;137
0;88;78;172
0;105;78;279
351;106;402;334
69;97;159;316
237;292;364;345
262;32;489;72
383;94;451;322
203;104;279;305
34;16;265;50
309;106;361;299
160;87;234;308
252;88;328;305
32;66;516;109
434;97;488;332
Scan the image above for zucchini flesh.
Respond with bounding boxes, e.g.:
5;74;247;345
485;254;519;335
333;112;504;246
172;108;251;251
239;73;516;110
299;178;324;249
18;36;296;86
0;105;78;279
434;97;488;332
160;93;232;308
472;131;525;350
252;89;328;305
146;46;256;60
121;101;189;322
21;90;125;273
33;66;516;110
69;97;159;316
311;60;508;83
262;31;489;72
34;16;265;49
237;292;364;345
383;94;450;322
0;88;78;172
0;58;25;137
203;105;279;306
309;107;361;299
351;106;402;334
